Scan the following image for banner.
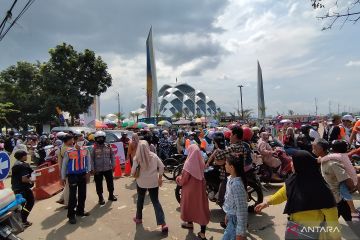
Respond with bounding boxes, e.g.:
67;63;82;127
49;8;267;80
111;142;126;164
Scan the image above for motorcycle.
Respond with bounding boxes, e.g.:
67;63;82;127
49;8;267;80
0;193;26;240
175;165;264;213
255;147;293;183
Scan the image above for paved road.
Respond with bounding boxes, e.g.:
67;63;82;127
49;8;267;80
3;174;359;240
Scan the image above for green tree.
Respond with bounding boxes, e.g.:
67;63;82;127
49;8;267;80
236;108;253;119
173;112;182;120
0;62;46;130
40;43;112;124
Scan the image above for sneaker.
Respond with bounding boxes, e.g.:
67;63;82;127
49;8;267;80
69;218;77;224
108;195;117;201
23;221;32;228
76;212;90;217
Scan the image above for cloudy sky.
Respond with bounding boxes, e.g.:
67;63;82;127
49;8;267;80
1;0;359;117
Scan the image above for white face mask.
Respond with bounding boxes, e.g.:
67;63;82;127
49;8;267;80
77;141;85;147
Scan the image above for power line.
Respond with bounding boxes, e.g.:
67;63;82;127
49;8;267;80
0;0;36;42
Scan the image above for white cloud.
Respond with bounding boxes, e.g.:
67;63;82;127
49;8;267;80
346;61;360;67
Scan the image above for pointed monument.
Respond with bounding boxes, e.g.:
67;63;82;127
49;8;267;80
146;27;158;118
257;60;266;121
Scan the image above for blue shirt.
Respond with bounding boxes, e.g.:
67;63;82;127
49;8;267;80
223;176;248;235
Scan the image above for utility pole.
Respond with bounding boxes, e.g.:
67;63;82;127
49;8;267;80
237;85;244;120
315;98;318;116
117;92;121;125
338;103;340;115
329;101;331;115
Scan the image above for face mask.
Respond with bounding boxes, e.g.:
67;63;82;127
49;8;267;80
77;141;85;147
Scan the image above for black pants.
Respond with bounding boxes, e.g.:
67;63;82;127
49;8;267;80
14;188;34;223
94;170;114;198
188;222;206;234
136;185;165;225
337;199;352;221
67;173;87;219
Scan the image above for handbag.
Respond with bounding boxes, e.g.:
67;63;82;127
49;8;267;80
133;165;140;179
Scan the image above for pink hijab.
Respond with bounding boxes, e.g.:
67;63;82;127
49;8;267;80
183;144;205;180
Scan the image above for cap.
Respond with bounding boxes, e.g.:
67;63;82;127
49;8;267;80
342;115;354;122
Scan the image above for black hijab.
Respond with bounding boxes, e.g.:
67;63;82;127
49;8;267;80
284;150;335;215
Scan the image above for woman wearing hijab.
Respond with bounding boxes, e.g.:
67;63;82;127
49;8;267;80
176;145;210;240
131;140;168;233
127;133;139;167
255;150;340;240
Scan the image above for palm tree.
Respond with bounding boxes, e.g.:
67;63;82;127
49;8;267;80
100;115;106;122
195;113;203;119
288;110;294;116
173;112;182;120
235;108;253;120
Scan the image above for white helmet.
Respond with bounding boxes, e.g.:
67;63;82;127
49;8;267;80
56;132;66;139
94;131;106;138
251;127;260;131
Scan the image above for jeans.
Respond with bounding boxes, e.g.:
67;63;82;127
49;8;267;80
67;173;87;219
222;214;237;240
136;185;165;225
14;188;34;223
94;170;115;198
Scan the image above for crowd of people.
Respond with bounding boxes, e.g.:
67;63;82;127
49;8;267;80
2;113;360;239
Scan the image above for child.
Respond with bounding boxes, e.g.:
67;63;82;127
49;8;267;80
318;140;359;219
222;154;247;240
11;150;35;227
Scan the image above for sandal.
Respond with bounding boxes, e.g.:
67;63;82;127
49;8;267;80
181;222;194;229
133;217;142;224
197;232;207;240
161;224;169;233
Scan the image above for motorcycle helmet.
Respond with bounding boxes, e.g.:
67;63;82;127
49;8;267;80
331;140;348;153
242;127;253;141
56;132;66;140
251;126;260;132
94;131;106;138
310;121;319;127
213;132;226;150
300;124;311;135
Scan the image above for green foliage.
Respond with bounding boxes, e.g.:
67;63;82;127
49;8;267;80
0;102;18;119
0;43;112;129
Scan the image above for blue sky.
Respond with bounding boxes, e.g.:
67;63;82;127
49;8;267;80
0;0;359;117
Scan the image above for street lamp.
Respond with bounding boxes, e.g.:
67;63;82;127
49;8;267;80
237;85;244;120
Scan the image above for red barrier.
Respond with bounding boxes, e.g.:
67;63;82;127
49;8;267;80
33;164;63;200
0;181;4;190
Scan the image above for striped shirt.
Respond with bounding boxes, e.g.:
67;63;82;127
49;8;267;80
223;176;248;235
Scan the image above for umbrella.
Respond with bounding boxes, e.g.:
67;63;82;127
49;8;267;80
195;118;202;123
135;122;148;129
127;120;136;127
95;120;108;129
147;124;156;129
280;119;292;124
173;119;191;125
158;120;172;127
200;117;207;123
